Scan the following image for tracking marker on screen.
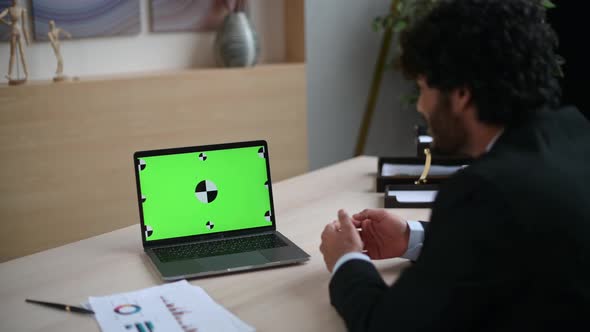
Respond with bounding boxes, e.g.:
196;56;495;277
144;225;153;238
195;180;218;203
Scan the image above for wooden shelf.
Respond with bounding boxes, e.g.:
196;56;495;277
0;63;300;87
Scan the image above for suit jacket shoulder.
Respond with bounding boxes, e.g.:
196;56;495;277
456;107;590;227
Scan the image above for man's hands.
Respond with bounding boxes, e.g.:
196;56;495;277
352;209;409;259
319;210;363;273
320;209;410;272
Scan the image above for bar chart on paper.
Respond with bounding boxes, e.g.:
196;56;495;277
88;280;254;332
124;321;154;332
161;296;197;332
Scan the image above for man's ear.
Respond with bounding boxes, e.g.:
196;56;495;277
451;86;472;115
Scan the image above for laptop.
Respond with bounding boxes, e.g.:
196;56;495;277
133;140;310;281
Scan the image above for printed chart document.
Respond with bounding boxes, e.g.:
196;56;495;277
89;280;254;332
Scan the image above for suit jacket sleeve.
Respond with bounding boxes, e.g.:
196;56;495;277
329;172;525;332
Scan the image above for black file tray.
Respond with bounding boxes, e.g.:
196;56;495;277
384;184;438;208
376;156;471;192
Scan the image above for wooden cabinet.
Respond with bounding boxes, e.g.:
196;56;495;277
0;64;308;262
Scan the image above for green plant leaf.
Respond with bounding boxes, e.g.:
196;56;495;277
396;1;404;14
399;0;411;18
393;20;408;33
542;0;556;9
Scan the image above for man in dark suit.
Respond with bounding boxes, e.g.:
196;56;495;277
319;0;590;331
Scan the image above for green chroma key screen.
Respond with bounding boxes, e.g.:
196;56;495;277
137;145;273;241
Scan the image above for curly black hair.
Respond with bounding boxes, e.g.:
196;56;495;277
400;0;561;124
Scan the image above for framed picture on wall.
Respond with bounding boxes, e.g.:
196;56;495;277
150;0;233;33
31;0;141;41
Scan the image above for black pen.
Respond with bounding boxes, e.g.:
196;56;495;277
25;299;95;314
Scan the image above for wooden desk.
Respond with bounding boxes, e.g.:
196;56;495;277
0;156;431;332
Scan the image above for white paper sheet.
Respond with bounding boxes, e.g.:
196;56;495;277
387;190;438;203
89;290;182;332
89;280;255;332
381;163;465;177
418;135;433;143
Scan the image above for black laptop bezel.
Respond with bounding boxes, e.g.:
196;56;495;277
133;140;278;249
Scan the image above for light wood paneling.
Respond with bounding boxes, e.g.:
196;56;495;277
0;64;308;262
285;0;306;62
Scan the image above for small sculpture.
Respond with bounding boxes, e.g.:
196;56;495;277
47;20;72;82
0;0;30;85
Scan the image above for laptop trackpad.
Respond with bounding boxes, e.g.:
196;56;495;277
199;252;269;271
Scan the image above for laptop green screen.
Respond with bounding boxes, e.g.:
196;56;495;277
137;145;273;242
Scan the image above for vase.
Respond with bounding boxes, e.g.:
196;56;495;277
214;12;260;67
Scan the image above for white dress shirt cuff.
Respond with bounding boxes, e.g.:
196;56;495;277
401;220;425;261
332;252;371;275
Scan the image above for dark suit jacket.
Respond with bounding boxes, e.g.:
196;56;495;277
330;107;590;331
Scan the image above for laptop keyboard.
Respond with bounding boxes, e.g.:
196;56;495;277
154;234;288;263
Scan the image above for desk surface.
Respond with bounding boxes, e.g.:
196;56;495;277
0;156;431;332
